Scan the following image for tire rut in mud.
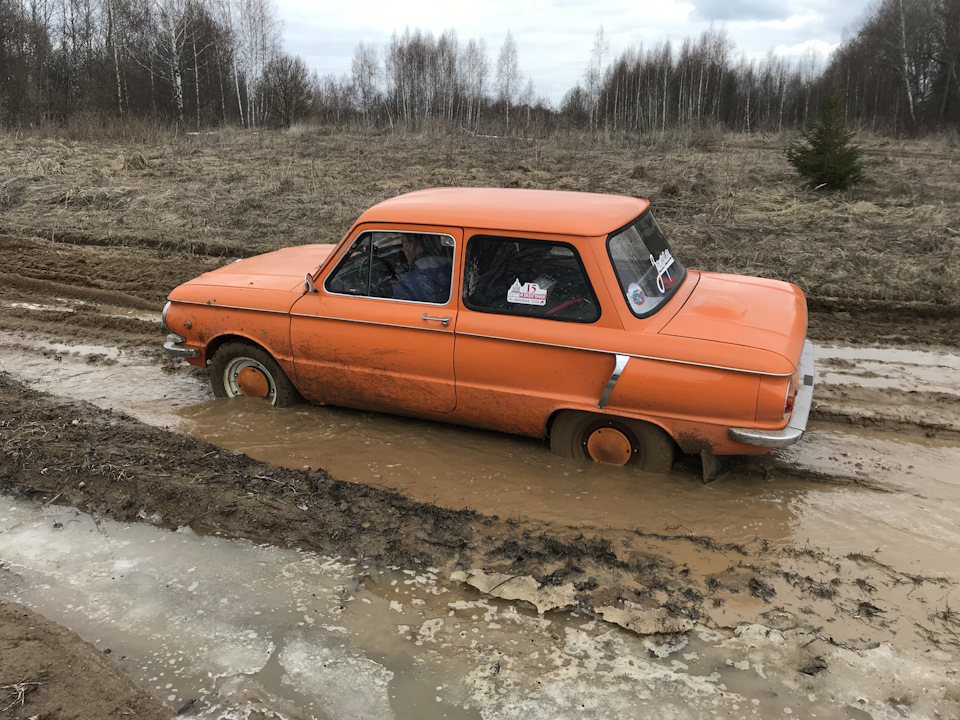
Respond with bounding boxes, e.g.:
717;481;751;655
2;371;957;656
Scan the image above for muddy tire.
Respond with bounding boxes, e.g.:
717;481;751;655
549;411;675;473
210;342;300;408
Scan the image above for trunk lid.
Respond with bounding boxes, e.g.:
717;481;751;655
660;272;807;372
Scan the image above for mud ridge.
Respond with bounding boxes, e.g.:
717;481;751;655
25;227;253;259
808;296;960;319
810;409;960;440
0;272;161;312
0;372;707;625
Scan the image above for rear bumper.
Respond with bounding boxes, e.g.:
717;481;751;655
729;340;815;448
163;333;200;359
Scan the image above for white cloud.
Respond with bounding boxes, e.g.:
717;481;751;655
772;38;839;65
274;0;873;103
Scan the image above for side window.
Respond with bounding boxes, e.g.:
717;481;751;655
463;236;600;322
325;231;454;305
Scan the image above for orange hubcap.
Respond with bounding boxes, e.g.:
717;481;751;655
586;427;634;465
236;366;270;398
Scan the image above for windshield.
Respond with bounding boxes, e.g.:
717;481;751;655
607;210;686;318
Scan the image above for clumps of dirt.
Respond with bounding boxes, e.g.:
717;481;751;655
0;600;171;720
0;372;706;626
2;372;957;654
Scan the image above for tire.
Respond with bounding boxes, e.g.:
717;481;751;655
549;411;675;474
210;341;300;408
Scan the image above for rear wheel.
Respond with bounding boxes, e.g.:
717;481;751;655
549;411;675;474
210;342;300;407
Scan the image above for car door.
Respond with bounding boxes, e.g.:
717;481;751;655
288;225;460;416
453;233;622;436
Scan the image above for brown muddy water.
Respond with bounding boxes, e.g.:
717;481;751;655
2;332;956;582
2;333;960;718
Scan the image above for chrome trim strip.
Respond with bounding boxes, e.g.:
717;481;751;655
161;300;171;330
730;340;815;447
325;290;453;307
597;354;630;409
290;312;452;333
174;301;452;333
171;302;795;377
172;300;291;315
456;332;794;377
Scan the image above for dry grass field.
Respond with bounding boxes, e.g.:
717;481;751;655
1;127;957;312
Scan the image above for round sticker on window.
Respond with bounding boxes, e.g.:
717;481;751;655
627;282;646;310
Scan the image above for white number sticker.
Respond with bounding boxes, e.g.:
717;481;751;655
507;279;548;306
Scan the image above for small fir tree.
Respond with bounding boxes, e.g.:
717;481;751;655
786;93;864;190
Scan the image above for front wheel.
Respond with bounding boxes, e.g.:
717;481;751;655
549;411;675;473
210;342;300;407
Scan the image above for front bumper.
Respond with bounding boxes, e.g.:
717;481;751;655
729;340;815;448
163;332;200;359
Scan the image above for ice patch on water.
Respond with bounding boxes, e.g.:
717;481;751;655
279;634;394;720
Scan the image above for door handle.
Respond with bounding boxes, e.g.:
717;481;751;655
421;313;451;327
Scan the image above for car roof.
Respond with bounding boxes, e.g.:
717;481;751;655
357;188;650;237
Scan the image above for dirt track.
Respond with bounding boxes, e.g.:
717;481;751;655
1;130;960;718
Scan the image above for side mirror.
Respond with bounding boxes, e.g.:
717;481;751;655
304;272;317;293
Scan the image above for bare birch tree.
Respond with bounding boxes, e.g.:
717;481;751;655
351;41;379;124
495;29;520;130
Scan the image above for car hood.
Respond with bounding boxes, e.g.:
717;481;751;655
168;244;336;311
659;272;807;374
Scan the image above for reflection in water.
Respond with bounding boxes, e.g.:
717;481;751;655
177;398;808;543
177;398;960;584
2;333;959;592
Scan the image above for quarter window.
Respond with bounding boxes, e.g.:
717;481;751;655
463;236;600;322
607;211;686;318
325;231;454;305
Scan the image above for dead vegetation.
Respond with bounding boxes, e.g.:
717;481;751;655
1;679;43;712
0;129;957;313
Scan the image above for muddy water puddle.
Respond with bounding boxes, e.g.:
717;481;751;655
178;399;960;583
2;335;960;581
2;496;957;720
0;331;210;425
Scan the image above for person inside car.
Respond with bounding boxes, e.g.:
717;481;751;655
392;234;453;304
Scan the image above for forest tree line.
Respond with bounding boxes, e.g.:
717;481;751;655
0;0;957;134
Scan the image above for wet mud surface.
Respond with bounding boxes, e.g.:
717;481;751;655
2;131;960;717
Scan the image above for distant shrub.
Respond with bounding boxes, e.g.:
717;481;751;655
786;93;864;190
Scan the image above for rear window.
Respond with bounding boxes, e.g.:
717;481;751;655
607;210;685;318
463;236;600;323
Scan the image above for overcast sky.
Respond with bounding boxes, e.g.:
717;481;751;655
275;0;874;104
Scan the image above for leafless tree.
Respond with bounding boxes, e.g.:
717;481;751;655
495;29;520;130
351;41;379;125
584;25;608;130
260;51;311;127
460;37;488;131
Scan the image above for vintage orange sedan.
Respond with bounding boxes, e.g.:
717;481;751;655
162;188;814;479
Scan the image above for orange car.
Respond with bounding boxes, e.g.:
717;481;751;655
163;188;814;479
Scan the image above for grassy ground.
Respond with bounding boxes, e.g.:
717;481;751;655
1;127;957;310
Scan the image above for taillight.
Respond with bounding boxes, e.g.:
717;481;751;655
783;385;797;418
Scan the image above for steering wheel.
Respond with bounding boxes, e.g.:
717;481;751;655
359;255;398;296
